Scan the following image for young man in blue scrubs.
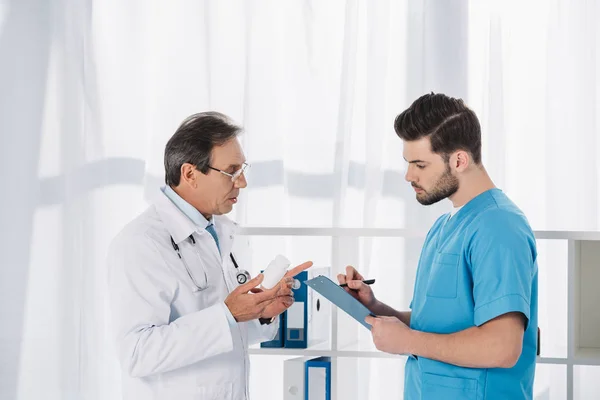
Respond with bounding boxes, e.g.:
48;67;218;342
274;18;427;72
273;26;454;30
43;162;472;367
338;93;538;399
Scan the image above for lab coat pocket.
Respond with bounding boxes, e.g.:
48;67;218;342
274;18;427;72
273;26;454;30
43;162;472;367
196;382;233;400
422;373;477;400
426;252;459;299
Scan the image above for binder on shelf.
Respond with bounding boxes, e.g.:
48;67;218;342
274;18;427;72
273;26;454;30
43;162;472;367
305;357;331;400
284;356;313;399
284;267;330;349
259;267;330;349
260;312;285;348
283;356;331;400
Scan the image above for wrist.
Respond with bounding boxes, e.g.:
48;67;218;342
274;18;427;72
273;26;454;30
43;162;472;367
368;299;382;314
223;301;240;323
405;328;421;356
259;316;276;325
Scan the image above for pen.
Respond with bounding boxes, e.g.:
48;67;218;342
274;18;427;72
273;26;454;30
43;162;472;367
340;279;375;288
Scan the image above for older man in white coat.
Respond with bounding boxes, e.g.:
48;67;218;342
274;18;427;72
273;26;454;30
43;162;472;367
108;112;312;400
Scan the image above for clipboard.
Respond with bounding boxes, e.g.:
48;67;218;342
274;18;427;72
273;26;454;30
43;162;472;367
304;275;374;330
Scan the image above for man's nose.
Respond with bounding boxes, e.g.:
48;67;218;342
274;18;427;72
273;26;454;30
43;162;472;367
234;173;247;189
405;167;415;183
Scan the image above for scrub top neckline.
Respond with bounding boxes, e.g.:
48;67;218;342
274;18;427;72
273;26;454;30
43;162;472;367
437;188;502;251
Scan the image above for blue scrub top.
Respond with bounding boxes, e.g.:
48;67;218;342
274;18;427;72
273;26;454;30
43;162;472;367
405;188;538;400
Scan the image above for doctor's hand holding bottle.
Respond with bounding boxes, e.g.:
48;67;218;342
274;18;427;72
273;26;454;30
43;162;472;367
225;260;313;322
257;260;313;319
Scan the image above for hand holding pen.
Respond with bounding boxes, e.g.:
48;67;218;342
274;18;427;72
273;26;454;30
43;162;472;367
336;266;377;309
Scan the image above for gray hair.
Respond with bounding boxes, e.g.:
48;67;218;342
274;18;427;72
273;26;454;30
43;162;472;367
164;112;242;186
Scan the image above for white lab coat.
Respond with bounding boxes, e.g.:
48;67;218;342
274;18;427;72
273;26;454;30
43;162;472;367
107;191;278;400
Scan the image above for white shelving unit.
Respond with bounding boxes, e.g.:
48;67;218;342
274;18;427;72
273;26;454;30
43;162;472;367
240;227;600;400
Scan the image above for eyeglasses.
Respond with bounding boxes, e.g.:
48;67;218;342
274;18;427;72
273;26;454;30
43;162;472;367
207;162;250;182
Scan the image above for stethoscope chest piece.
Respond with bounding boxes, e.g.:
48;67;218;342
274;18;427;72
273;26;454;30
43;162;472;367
236;270;251;285
230;253;250;285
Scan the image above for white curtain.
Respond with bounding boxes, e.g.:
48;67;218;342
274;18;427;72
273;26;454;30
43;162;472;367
1;0;599;399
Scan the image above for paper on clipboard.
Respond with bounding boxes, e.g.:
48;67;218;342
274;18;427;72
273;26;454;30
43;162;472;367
304;275;374;330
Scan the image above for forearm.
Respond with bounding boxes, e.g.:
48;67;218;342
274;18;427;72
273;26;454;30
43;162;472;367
406;325;521;369
371;301;411;326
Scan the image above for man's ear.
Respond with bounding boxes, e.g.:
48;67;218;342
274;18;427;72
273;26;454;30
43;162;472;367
180;163;197;188
453;150;470;172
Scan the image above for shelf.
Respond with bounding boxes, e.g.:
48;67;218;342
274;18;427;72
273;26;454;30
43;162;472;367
243;230;600;400
536;357;568;365
238;227;425;238
535;231;600;241
248;348;402;359
248;339;331;353
572;241;600;368
238;226;600;241
249;348;572;365
574;348;600;365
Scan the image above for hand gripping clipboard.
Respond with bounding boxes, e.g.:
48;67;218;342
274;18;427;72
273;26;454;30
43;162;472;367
304;275;374;330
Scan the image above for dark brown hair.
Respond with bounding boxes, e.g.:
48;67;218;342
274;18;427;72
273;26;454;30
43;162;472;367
394;93;482;164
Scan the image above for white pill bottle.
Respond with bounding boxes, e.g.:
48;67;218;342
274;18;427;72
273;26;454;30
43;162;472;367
261;254;291;289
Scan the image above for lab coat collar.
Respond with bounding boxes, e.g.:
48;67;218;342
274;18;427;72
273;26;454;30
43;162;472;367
155;190;197;244
162;185;213;229
154;189;238;245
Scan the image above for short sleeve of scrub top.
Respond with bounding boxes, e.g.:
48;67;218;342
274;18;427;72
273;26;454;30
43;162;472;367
468;209;537;328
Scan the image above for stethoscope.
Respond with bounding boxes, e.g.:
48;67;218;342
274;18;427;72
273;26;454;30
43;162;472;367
170;234;251;290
